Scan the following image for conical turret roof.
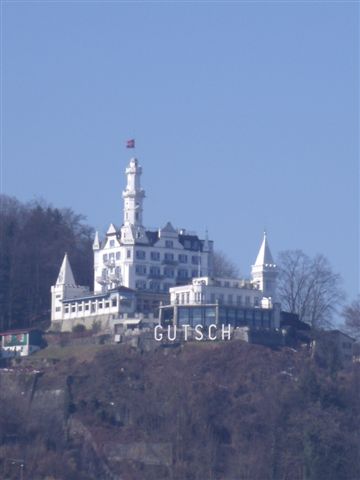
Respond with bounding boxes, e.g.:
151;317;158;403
93;231;100;250
254;232;275;266
56;253;76;286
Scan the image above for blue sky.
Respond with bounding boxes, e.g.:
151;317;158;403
1;1;359;303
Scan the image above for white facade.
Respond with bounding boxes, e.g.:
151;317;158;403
169;232;278;309
50;253;136;332
170;276;271;309
93;157;214;295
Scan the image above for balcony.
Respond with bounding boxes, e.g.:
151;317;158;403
162;259;178;266
148;272;163;279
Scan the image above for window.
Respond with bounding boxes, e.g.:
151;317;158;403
109;252;114;260
112;298;117;307
71;305;76;312
192;255;200;265
186;292;190;303
191;270;198;277
110;240;115;247
136;265;147;275
116;251;120;260
65;306;69;313
78;305;83;312
149;281;160;291
99;302;103;309
165;240;174;248
136;212;139;220
245;296;250;306
127;249;131;259
210;293;216;303
136;250;146;260
254;297;260;307
150;266;161;276
103;254;108;262
136;280;147;289
164;253;174;261
105;302;110;308
178;254;188;263
224;281;230;288
85;303;89;311
163;283;172;292
228;294;233;304
237;295;242;306
55;307;61;312
151;251;160;261
56;294;61;299
178;269;188;278
164;267;174;278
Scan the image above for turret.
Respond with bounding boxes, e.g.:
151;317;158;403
251;232;277;299
120;158;148;245
51;253;89;322
122;158;145;226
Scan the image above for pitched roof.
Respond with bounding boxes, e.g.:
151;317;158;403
56;253;76;286
254;233;275;266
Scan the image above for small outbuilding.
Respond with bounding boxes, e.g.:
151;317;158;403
0;328;43;358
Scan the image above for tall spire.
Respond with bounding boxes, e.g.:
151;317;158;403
56;253;76;286
93;231;100;250
254;232;275;266
251;232;277;299
122;158;145;226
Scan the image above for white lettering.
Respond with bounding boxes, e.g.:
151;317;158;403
194;324;204;341
183;324;190;341
154;325;163;341
208;324;217;341
168;326;177;341
222;324;231;340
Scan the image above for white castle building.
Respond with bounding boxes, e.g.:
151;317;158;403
51;157;215;331
50;156;278;332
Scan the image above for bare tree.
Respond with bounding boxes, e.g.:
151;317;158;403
212;250;239;278
342;296;360;340
277;250;344;328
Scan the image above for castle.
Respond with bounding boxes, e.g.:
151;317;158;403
51;157;278;332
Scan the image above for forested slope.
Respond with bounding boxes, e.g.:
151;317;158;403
1;340;359;480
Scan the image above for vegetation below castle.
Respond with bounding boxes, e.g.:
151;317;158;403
1;340;359;480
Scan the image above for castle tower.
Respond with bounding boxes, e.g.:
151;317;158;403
51;253;89;321
121;158;148;244
51;253;76;321
122;158;145;226
251;232;278;299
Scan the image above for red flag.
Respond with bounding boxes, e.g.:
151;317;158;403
126;139;135;148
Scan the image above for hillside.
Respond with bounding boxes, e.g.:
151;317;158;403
1;340;359;480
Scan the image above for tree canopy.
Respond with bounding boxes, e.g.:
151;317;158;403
277;250;344;328
0;195;94;331
212;250;239;278
342;295;360;340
